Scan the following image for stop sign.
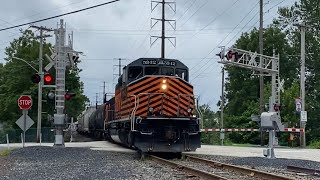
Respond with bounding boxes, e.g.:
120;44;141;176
18;95;33;110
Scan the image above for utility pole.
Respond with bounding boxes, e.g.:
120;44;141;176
297;22;306;148
103;81;106;103
259;0;265;146
119;58;121;77
151;0;176;58
220;67;225;146
113;58;125;86
30;25;52;143
96;93;98;109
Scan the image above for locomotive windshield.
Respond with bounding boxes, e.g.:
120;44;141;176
128;66;143;81
145;67;159;75
162;67;174;76
125;58;190;83
175;68;188;81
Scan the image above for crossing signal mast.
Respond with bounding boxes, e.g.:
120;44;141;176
150;0;176;58
217;46;285;159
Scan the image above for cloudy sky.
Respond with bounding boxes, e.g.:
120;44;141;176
0;0;296;111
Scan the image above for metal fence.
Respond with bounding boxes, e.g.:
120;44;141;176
0;127;55;144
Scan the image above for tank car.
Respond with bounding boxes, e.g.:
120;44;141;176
104;58;201;153
88;104;106;139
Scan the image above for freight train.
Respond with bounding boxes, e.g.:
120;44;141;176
77;58;202;153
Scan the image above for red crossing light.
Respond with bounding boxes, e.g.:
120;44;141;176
226;51;233;60
65;92;76;101
44;74;53;84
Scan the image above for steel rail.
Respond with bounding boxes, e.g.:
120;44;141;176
185;155;294;180
287;165;320;176
149;155;227;180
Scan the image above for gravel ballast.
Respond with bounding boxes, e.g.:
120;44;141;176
0;146;196;180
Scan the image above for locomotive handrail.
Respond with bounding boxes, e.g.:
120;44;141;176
130;93;165;131
194;96;203;130
177;94;193;116
137;93;166;115
130;95;138;131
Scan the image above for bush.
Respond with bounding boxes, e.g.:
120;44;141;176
308;140;320;149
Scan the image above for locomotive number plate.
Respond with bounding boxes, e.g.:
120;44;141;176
142;60;176;66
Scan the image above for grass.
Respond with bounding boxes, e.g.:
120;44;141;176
308;140;320;149
0;149;10;156
230;143;256;147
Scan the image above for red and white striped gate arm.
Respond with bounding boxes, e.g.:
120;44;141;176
201;128;304;133
201;128;259;132
283;128;304;132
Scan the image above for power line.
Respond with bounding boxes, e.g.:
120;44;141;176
190;2;260;82
0;0;120;32
267;0;286;12
189;1;259;74
0;0;90;28
167;0;241;57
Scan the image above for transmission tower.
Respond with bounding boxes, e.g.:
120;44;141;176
112;58;126;86
150;0;176;58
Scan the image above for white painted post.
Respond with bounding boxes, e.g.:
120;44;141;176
6;134;9;151
40;133;42;146
21;133;23;147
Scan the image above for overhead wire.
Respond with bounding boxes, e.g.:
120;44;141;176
0;0;91;28
189;1;258;73
191;1;279;82
0;0;120;32
190;2;260;82
127;0;150;55
167;0;241;58
191;14;260;82
0;0;92;57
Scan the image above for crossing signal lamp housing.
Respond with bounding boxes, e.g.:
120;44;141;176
31;74;41;83
47;91;55;100
273;104;281;112
65;92;76;101
226;51;233;60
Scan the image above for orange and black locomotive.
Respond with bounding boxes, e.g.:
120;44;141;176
80;58;201;153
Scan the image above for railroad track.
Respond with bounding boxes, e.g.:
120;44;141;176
149;155;228;180
148;154;295;180
287;165;320;177
184;155;294;180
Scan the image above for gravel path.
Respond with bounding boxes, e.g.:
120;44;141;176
193;154;320;180
0;147;197;180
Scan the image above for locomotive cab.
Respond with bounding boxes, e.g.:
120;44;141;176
124;58;189;84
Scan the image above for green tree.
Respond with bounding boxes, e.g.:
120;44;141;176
0;29;88;133
199;104;220;144
276;0;320;144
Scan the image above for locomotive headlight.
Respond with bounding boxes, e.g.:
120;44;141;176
161;79;167;90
